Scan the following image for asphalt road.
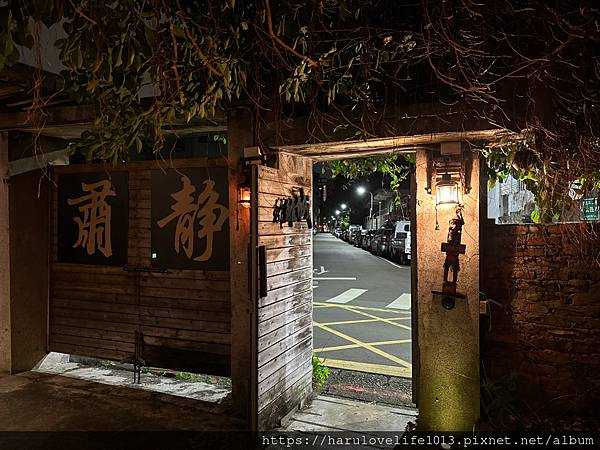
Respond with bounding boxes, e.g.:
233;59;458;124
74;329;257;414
312;233;413;378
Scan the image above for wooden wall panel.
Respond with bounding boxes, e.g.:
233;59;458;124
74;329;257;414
49;160;231;375
256;152;313;430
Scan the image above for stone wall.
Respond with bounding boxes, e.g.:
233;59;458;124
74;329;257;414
480;222;600;415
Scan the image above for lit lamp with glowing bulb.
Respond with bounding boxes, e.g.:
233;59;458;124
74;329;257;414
435;172;460;207
238;185;251;208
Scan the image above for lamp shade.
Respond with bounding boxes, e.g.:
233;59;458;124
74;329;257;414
436;173;460;206
239;186;251;208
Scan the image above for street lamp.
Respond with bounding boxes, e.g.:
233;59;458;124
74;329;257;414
356;186;374;228
340;203;347;210
335;210;340;215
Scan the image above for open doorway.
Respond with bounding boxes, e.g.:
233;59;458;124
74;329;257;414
315;165;414;394
279;159;417;433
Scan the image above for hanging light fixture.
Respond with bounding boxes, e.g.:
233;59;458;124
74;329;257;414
238;185;251;208
435;172;460;206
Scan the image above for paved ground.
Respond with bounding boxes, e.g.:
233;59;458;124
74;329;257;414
35;352;232;403
322;368;414;408
284;395;416;432
0;371;246;448
313;233;412;378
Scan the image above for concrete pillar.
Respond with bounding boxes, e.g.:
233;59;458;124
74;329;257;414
9;168;49;372
0;132;50;375
415;148;480;431
0;133;11;374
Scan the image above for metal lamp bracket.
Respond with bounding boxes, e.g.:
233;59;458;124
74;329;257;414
425;144;473;195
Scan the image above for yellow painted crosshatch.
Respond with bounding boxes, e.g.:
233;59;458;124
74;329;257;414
151;168;230;270
57;172;129;266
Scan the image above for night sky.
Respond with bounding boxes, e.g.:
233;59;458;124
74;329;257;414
314;163;390;227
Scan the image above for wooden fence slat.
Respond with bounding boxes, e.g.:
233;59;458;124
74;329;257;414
266;267;312;291
267;256;312;277
258;302;312;338
258;279;312;308
258;314;312;353
266;245;311;263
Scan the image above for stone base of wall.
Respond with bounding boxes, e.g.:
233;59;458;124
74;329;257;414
481;222;600;417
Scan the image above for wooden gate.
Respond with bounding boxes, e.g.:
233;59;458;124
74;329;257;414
253;152;314;430
49;159;232;375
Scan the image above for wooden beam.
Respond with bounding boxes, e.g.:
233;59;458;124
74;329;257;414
272;129;517;160
0;103;227;139
310;146;431;161
8;149;68;176
0;105;95;130
227;108;254;427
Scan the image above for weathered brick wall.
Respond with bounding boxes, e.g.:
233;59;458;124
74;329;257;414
480;222;600;413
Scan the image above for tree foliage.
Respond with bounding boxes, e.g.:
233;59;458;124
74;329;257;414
1;1;599;217
328;155;413;198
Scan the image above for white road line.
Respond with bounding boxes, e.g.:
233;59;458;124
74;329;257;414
326;288;368;304
386;293;411;310
376;256;409;269
313;277;357;281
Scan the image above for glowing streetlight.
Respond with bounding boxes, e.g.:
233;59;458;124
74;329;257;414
335;210;340;215
356;186;374;224
341;203;347;210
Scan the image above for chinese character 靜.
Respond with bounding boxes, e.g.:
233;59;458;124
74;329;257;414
157;175;228;261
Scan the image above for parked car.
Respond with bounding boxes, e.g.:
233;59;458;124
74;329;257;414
349;226;362;245
353;229;366;247
369;229;382;254
390;221;411;264
370;225;394;256
361;230;374;250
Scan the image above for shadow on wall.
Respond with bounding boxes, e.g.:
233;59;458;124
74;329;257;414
480;221;600;424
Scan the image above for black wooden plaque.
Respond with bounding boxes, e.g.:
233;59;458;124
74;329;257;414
151;168;230;270
57;171;128;266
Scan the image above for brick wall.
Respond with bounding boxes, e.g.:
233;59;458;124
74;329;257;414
480;222;600;414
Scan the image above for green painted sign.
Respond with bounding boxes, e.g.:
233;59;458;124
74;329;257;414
581;197;599;221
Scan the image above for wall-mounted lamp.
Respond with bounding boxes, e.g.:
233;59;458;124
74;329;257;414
425;142;473;229
238;185;251;208
436;172;460;207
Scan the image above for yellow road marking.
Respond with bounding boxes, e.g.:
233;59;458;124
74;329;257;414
338;305;412;331
314;338;411;353
313;302;410;314
319;317;410;326
314;322;412;369
318;358;412;378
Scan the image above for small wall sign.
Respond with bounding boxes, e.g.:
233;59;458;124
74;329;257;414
272;187;313;229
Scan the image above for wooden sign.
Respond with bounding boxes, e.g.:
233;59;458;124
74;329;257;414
272;187;313;228
151;168;230;270
57;172;129;266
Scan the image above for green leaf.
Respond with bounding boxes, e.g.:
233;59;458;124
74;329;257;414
135;136;143;153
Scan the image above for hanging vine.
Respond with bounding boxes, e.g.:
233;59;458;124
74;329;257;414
0;0;598;220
